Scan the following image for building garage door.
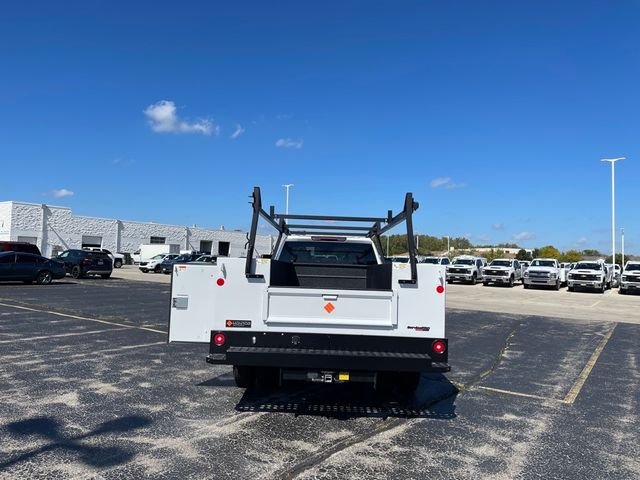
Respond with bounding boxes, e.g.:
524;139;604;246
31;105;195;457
81;235;102;248
199;240;212;253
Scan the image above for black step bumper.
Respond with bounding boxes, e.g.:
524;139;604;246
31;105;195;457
206;331;449;373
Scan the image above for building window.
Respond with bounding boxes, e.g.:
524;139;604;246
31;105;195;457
150;236;166;244
17;236;38;245
218;241;230;256
200;240;212;253
81;235;102;248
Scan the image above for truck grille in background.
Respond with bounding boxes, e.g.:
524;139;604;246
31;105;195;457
575;274;599;281
623;275;640;282
485;270;508;276
528;271;550;278
449;268;467;274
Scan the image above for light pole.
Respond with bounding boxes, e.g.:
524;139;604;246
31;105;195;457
282;184;294;214
600;157;624;266
621;227;625;268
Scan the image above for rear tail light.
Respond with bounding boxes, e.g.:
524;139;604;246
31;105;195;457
82;258;92;265
432;340;446;354
213;333;226;346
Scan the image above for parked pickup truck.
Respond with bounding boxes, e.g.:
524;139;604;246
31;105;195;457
567;260;611;293
421;256;451;266
481;259;523;287
619;261;640;294
523;258;566;290
446;255;487;285
169;187;449;394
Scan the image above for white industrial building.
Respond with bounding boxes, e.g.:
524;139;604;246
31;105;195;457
0;201;272;258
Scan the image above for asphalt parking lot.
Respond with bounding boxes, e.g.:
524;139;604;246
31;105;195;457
1;278;639;479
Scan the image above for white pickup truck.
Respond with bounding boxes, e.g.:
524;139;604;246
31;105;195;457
523;258;566;290
481;259;523;287
169;187;449;394
446;255;487;285
567;260;612;293
619;261;640;294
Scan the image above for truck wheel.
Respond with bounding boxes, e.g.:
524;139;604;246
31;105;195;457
509;276;514;287
568;286;574;292
154;265;162;273
141;269;148;273
114;259;123;268
555;280;561;290
619;289;626;295
470;274;477;285
233;366;256;389
397;372;420;395
600;283;606;294
523;283;529;289
483;281;489;286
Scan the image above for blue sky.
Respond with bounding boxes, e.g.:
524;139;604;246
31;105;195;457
1;1;638;253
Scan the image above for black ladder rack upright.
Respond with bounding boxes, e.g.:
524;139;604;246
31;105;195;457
245;186;420;284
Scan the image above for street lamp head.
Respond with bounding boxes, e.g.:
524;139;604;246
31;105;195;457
600;157;625;163
282;184;294;188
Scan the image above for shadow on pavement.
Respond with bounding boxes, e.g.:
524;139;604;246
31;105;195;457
232;373;458;420
1;415;152;470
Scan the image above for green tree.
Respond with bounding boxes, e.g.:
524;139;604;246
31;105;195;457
537;245;561;259
559;250;582;263
516;249;532;261
605;253;624;266
582;249;601;257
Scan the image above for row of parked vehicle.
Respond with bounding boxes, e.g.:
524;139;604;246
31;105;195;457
139;252;217;274
417;253;640;294
0;241;117;284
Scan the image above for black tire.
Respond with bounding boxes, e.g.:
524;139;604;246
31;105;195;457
101;273;111;279
523;283;529;289
619;289;626;295
600;283;606;294
555;280;561;290
397;372;421;395
71;265;83;279
154;265;162;273
483;281;489;286
36;270;53;285
470;274;477;285
233;365;256;389
114;259;123;268
509;276;514;288
141;269;148;273
568;286;574;292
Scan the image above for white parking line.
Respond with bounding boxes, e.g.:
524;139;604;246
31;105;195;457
0;327;131;344
476;386;566;403
0;302;167;335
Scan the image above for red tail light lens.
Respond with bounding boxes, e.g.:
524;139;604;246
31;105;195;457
436;285;445;294
432;340;446;354
213;333;226;346
216;278;225;286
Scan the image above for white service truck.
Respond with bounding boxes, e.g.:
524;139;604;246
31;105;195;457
133;244;180;264
481;259;523;287
619;261;640;294
446;255;487;284
169;187;449;393
567;260;612;293
523;258;566;290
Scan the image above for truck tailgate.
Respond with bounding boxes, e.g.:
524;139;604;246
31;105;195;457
264;287;396;328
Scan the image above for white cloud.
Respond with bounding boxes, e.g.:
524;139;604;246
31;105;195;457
575;237;588;245
275;138;303;149
430;177;466;189
230;124;245;140
492;223;505;230
512;231;535;241
143;100;215;135
51;189;74;198
430;177;451;188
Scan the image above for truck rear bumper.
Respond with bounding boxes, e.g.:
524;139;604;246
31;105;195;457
207;331;449;373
